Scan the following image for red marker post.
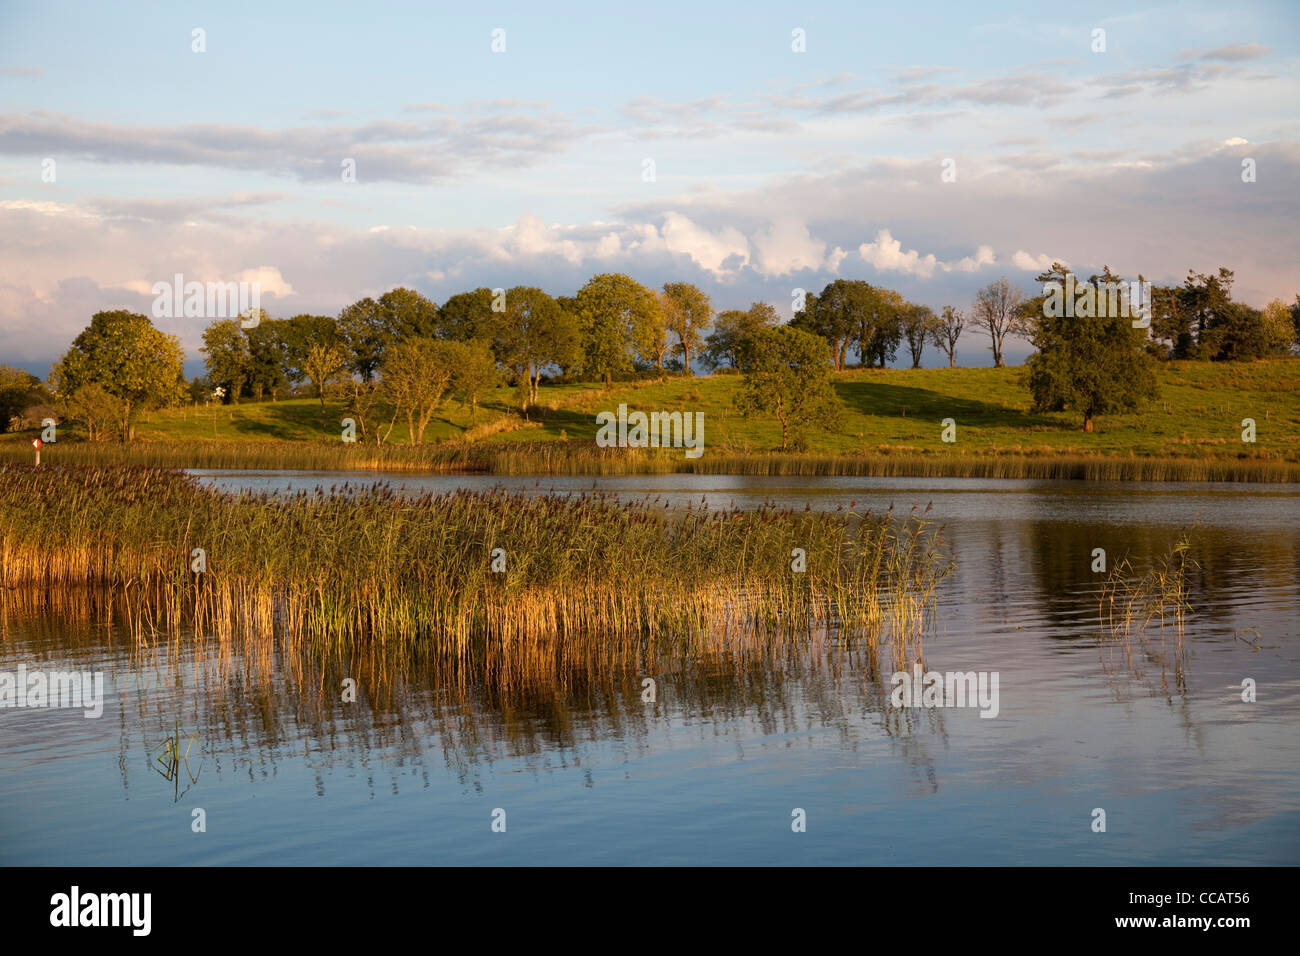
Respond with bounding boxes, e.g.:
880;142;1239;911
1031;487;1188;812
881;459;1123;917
32;436;42;465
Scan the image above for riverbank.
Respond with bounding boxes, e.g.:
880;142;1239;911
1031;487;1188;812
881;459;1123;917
1;437;1295;481
3;361;1295;481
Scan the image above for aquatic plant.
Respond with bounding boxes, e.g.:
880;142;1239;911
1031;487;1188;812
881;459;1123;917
0;465;953;657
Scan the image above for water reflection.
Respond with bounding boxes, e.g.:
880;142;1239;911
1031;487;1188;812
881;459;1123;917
2;475;1297;865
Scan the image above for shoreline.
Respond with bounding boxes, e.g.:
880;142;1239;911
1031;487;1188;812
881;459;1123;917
1;439;1297;483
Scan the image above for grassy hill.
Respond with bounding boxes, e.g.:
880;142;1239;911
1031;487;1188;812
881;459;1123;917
3;360;1298;479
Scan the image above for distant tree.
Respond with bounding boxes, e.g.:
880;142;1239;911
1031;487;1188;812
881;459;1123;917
377;287;440;341
661;282;711;375
244;317;288;401
931;306;966;367
702;302;778;370
62;384;125;442
436;288;497;343
447;340;500;421
200;319;251;403
280;314;342;388
381;337;456;444
1149;283;1191;358
1290;295;1300;346
862;287;905;368
1257;298;1296;353
736;326;843;451
1179;268;1236;358
498;286;579;407
1200;302;1274;361
337;297;387;380
574;273;659;387
1025;275;1158;432
790;280;873;371
333;378;396;445
0;364;52;431
49;310;185;441
301;342;347;433
972;277;1028;367
633;291;670;370
900;303;938;369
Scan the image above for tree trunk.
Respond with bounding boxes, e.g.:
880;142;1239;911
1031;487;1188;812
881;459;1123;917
1083;414;1094;433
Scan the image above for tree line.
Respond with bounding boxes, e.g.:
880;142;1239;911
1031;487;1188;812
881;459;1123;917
8;267;1296;442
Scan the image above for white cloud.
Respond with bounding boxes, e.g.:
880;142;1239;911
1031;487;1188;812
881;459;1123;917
1011;250;1064;271
751;219;832;277
660;211;749;277
858;229;940;278
236;266;295;297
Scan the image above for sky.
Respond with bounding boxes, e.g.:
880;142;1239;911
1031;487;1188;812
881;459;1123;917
1;0;1298;376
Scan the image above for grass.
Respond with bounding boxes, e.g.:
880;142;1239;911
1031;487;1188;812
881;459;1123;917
3;360;1296;480
0;465;953;659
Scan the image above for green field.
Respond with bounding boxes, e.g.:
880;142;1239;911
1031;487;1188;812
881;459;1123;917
4;360;1297;479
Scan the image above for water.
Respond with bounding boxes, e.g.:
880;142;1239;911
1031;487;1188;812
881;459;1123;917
2;473;1298;865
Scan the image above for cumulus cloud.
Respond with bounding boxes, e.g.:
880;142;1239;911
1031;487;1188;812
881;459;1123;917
858;231;999;279
1010;251;1065;271
660;212;749;277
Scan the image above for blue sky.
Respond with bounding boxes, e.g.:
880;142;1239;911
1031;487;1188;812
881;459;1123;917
2;0;1298;374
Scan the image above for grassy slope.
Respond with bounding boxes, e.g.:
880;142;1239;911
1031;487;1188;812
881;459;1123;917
3;360;1296;470
522;360;1300;460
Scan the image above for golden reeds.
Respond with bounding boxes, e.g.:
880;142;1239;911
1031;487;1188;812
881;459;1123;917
2;439;1294;482
1;465;953;658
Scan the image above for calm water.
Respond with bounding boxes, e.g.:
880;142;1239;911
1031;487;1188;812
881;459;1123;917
2;473;1298;865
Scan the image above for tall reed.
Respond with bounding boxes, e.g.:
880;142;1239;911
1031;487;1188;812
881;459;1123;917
3;440;1294;482
1;465;953;657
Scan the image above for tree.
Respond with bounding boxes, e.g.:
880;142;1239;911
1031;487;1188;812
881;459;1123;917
244;317;288;400
0;364;52;431
200;319;251;403
381;337;457;444
931;306;965;367
790;280;874;371
498;286;579;407
447;340;500;421
573;273;659;387
736;326;843;451
972;277;1028;367
900;303;938;369
1180;268;1235;357
1025;275;1158;432
333;378;396;445
337;297;387;381
49;310;185;441
377;287;440;341
61;384;125;442
281;314;342;389
862;287;905;368
635;291;670;369
436;288;496;342
702;302;778;370
1201;302;1274;361
301;342;347;433
661;282;711;375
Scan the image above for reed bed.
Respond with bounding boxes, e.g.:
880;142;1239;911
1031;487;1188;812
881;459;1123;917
1097;531;1199;688
2;439;1295;482
0;465;953;659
